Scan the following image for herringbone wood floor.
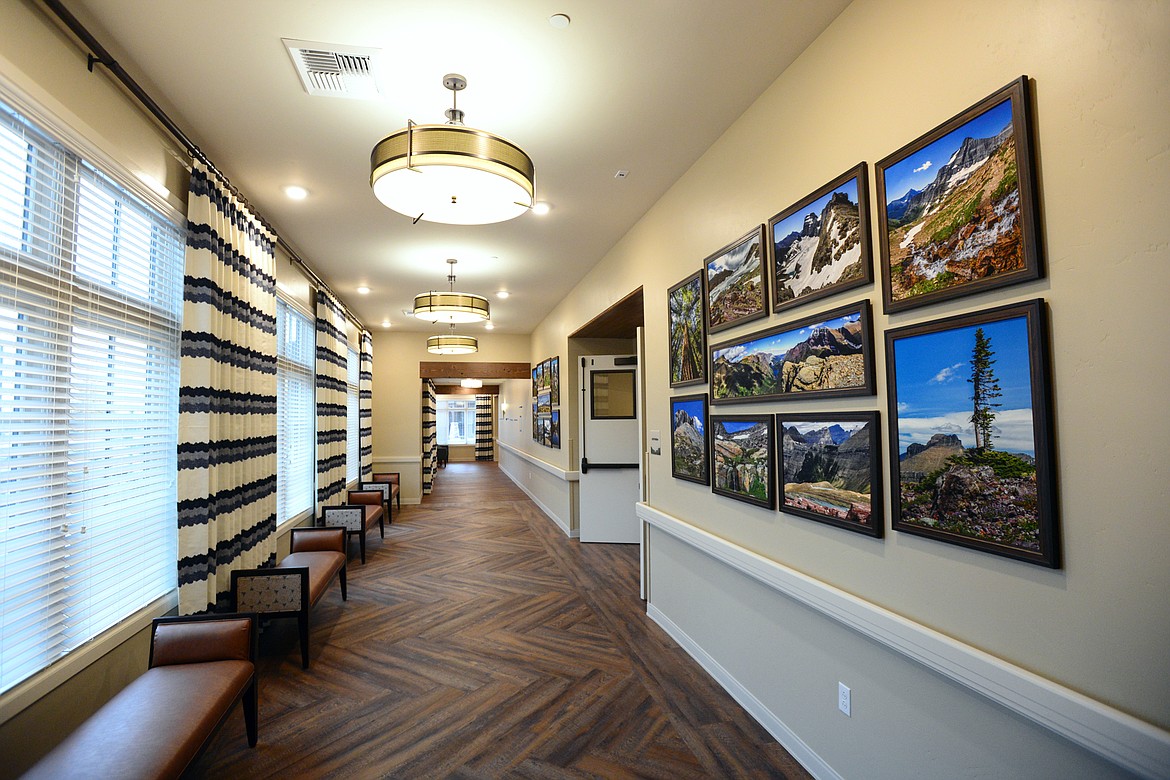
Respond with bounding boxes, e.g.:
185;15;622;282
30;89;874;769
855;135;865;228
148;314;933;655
190;462;809;779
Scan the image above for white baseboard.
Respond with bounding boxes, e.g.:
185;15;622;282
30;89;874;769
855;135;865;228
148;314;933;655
638;503;1170;780
499;461;575;537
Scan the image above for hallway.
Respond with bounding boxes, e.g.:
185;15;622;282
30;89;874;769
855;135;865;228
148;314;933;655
191;462;807;778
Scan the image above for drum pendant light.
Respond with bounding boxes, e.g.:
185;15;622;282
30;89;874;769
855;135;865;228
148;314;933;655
370;74;535;225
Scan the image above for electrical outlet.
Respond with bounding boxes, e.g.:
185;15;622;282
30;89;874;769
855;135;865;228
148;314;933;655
838;682;851;717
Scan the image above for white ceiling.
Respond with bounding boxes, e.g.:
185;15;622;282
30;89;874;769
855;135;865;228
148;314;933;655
66;0;850;334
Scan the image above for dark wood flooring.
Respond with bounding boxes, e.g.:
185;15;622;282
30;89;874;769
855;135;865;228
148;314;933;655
191;461;809;778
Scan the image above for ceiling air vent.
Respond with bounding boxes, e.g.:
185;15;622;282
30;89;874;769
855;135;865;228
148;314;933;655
283;39;383;100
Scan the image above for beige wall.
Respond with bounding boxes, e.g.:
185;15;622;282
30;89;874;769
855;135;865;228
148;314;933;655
525;0;1170;772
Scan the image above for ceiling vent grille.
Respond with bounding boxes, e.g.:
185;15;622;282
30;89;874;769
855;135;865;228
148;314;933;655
283;39;383;100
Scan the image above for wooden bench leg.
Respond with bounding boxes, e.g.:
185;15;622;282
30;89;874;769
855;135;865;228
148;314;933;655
340;567;347;601
244;678;259;746
359;533;366;564
298;612;310;669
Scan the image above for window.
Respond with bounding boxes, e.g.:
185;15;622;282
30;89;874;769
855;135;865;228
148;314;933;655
0;97;183;695
276;299;315;523
345;345;359;484
437;396;476;445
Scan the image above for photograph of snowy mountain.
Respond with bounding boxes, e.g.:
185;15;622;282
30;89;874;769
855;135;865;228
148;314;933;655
769;165;871;312
885;299;1058;567
670;393;709;484
710;301;872;403
705;226;768;333
779;412;881;536
876;77;1040;312
711;414;774;509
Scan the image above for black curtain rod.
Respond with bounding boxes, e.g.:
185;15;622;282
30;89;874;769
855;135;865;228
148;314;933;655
36;0;367;332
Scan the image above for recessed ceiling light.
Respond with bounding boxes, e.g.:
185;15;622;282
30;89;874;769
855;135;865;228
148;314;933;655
356;285;370;295
484;322;495;330
549;13;571;29
496;290;509;299
531;201;550;216
381;319;391;328
283;184;309;200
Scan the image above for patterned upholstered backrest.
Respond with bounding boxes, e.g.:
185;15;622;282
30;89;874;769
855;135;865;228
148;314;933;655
233;571;304;612
359;482;390;502
322;505;365;531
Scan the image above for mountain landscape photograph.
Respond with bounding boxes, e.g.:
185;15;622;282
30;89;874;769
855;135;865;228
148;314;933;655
888;304;1053;562
780;414;878;534
705;228;767;331
771;169;869;310
711;415;774;508
670;394;708;484
880;86;1035;309
711;304;870;402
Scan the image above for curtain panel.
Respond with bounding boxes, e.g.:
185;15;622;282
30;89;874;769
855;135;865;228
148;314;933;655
475;395;494;461
177;161;278;614
359;330;373;481
315;289;348;514
422;380;437;494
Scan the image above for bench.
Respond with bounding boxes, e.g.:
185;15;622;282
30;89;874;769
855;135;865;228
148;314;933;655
321;500;383;564
359;480;397;523
22;613;258;780
231;526;347;669
371;471;401;510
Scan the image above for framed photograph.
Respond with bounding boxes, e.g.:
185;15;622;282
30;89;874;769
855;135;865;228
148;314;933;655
531;364;541;397
531;402;538;441
538;415;551;447
711;413;774;509
705;225;768;334
537;391;551;416
876;76;1042;313
778;411;882;537
670;393;709;485
885;298;1058;567
710;301;874;404
769;164;872;313
668;270;707;386
541;359;552;392
549;356;560;405
550;410;561;448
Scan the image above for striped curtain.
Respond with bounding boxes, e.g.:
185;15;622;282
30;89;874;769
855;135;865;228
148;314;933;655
421;380;437;494
177;161;277;615
359;330;373;481
475;395;494;461
315;289;348;513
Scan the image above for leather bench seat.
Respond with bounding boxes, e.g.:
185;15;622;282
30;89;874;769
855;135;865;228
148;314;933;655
23;614;258;780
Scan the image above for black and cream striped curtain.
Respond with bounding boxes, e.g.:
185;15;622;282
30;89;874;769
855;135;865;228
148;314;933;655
177;161;277;615
315;289;347;514
421;380;437;494
475;395;493;461
359;330;373;482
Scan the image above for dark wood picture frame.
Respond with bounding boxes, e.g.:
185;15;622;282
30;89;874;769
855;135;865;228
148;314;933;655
769;164;873;314
778;411;883;537
710;300;874;404
875;75;1042;313
711;413;775;509
668;270;707;387
885;298;1058;567
705;225;769;334
670;393;709;485
550;356;560;405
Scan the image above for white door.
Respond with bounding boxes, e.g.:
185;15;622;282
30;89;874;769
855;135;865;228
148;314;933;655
579;355;640;543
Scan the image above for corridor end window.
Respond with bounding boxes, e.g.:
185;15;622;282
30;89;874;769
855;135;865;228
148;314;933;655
0;96;183;695
345;346;359;484
437;396;475;445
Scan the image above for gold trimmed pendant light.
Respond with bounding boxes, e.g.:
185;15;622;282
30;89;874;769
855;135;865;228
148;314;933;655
370;74;535;225
427;326;478;355
414;258;489;324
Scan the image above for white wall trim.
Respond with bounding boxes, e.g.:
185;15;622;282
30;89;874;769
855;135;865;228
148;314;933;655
371;454;423;464
498;457;578;538
646;603;840;780
638;503;1170;780
497;440;579;481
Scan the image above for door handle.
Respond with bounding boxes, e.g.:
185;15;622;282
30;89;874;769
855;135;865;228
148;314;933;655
580;457;639;474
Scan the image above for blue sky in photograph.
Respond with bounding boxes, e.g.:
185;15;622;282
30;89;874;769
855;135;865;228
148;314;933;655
893;315;1035;455
719;419;765;435
673;398;705;433
786;420;867;436
883;97;1013;205
714;313;859;363
771;178;858;242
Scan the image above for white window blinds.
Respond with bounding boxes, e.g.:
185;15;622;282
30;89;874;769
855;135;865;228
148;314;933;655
276;299;315;522
345;345;359;484
0;98;183;695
